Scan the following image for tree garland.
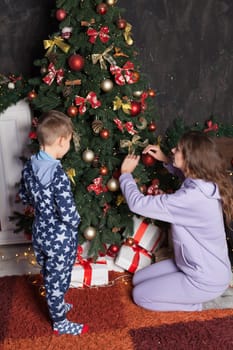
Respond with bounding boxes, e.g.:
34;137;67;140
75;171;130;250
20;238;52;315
0;74;30;114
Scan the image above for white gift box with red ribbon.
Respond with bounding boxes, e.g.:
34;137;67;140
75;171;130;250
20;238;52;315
130;216;164;252
114;243;152;273
71;258;108;288
70;246;108;287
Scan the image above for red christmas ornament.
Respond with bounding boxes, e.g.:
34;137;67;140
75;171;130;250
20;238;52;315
27;90;37;101
148;122;157;132
142;154;156;167
67;105;78;117
117;18;127;29
68;54;85;71
126;237;134;246
148;88;156;97
130;101;142;116
99;166;108;176
56;9;67;21
112;168;121;179
96;3;108;15
132;71;140;83
100;128;110;139
109;244;119;254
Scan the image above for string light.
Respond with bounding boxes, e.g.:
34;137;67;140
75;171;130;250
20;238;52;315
0;245;39;268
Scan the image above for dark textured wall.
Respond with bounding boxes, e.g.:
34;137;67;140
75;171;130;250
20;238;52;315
0;0;233;132
119;0;233;132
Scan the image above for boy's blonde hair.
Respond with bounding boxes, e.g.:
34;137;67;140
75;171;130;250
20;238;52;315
36;110;73;147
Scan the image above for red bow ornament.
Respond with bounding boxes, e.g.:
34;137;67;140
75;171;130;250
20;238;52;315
110;61;135;85
74;92;101;115
42;63;64;85
113;118;138;135
147;179;164;195
204;120;219;133
87;177;108;195
87;26;110;44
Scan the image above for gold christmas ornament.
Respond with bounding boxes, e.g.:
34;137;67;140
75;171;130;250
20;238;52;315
133;90;143;98
100;78;114;92
92;119;103;133
107;178;120;192
72;131;81;152
106;0;117;5
82;149;95;163
83;226;97;240
62;86;72;98
136;117;148;130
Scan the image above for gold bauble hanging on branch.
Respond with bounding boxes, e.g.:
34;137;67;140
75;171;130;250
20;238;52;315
106;0;117;5
100;78;114;92
92;119;103;134
82;149;95;163
107;178;120;192
83;226;97;240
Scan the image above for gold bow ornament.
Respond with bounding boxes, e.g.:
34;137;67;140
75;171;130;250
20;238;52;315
43;36;70;56
113;96;131;114
120;135;149;153
91;45;116;70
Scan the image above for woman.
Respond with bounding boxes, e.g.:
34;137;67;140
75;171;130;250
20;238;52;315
119;131;233;311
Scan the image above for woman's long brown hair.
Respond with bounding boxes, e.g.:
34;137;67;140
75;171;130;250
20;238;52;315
179;131;233;226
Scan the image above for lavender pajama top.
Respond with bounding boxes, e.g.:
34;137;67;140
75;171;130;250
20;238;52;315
119;172;231;311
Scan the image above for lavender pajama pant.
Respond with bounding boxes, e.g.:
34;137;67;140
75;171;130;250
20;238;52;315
132;259;223;311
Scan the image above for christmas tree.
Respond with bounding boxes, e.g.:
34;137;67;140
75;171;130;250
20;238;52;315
19;0;180;257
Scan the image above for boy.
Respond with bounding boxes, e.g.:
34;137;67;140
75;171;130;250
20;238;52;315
19;110;88;335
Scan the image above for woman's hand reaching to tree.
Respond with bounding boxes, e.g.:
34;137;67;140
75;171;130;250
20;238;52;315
142;144;169;163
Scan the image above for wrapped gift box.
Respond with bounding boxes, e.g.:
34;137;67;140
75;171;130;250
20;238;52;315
114;243;152;273
70;258;108;288
129;216;164;252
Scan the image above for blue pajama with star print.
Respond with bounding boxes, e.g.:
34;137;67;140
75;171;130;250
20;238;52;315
19;151;80;322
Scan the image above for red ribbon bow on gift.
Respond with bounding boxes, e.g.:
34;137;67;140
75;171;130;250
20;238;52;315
74;246;107;286
126;244;152;273
110;61;135;85
74;92;101;115
204;120;219;133
113;118;138;135
42;63;64;86
87;177;108;195
87;26;110;44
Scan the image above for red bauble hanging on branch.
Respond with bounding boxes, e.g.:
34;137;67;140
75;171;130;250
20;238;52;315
148;121;157;132
142;154;156;167
27;90;37;101
56;9;67;21
100;128;110;139
68;54;85;71
130;101;142;116
67;105;78;117
96;3;108;15
117;18;127;29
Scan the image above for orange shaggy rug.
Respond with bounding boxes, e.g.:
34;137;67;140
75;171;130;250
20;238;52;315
1;272;233;350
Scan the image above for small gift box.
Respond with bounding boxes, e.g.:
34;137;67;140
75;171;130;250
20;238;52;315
130;216;164;252
70;254;108;288
114;243;152;273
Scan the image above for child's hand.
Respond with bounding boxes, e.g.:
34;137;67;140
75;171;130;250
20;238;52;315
121;154;140;174
142;144;169;163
